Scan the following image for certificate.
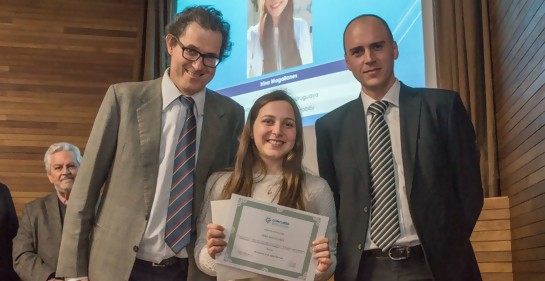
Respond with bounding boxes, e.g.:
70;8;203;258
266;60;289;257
215;194;329;281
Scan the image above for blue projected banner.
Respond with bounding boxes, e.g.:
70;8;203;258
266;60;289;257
177;0;425;125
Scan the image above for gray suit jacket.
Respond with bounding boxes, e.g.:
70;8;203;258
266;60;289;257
316;83;484;281
13;193;63;281
56;78;244;280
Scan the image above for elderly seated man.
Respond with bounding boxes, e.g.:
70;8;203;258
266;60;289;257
13;142;82;281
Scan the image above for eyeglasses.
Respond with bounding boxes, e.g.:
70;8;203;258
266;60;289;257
172;36;221;68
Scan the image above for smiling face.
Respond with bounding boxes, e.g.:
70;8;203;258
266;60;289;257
47;150;79;195
252;100;297;173
265;0;288;20
344;16;398;100
166;22;223;96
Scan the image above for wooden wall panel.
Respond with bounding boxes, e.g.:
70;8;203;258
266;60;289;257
489;0;545;280
0;0;144;215
471;197;513;281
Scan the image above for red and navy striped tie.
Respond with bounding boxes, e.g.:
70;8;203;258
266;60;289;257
165;96;196;253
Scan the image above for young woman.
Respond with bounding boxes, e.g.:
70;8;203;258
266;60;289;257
195;90;336;280
247;0;313;77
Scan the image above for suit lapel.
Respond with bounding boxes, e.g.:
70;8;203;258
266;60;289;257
348;98;372;187
45;193;63;259
194;89;223;212
136;78;162;213
399;83;421;198
196;91;222;177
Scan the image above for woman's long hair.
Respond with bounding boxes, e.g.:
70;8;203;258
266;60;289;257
220;90;306;210
259;0;302;74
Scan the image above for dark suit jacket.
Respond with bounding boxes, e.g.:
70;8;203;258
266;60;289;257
316;83;484;281
0;183;20;281
56;78;244;281
13;193;62;281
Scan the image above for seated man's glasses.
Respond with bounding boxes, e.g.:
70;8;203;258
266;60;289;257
172;36;221;68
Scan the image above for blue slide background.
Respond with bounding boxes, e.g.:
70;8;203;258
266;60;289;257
177;0;425;124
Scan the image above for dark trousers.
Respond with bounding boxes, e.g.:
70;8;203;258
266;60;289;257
129;258;189;281
357;254;433;281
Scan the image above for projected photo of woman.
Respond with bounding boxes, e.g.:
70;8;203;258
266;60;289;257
247;0;313;78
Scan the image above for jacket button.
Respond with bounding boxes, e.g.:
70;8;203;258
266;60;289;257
133;246;139;252
358;243;362;250
145;214;150;221
363;206;369;213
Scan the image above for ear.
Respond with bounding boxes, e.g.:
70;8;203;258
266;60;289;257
165;34;176;56
47;173;54;184
393;41;399;60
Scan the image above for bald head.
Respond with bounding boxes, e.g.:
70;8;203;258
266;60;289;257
342;13;399;100
343;14;393;54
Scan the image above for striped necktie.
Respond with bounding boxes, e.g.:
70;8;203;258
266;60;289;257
165;96;196;253
368;100;400;251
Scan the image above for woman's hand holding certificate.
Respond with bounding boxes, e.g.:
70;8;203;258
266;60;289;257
206;224;227;259
312;238;332;273
212;194;331;281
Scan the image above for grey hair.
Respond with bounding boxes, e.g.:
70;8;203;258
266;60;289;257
44;142;83;173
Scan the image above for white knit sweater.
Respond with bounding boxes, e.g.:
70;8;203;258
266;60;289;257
195;172;337;281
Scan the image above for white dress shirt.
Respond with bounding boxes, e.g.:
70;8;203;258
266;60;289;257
136;69;205;262
361;80;420;250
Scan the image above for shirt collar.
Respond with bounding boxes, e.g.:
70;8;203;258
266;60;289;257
56;191;68;205
361;79;400;114
161;68;205;116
